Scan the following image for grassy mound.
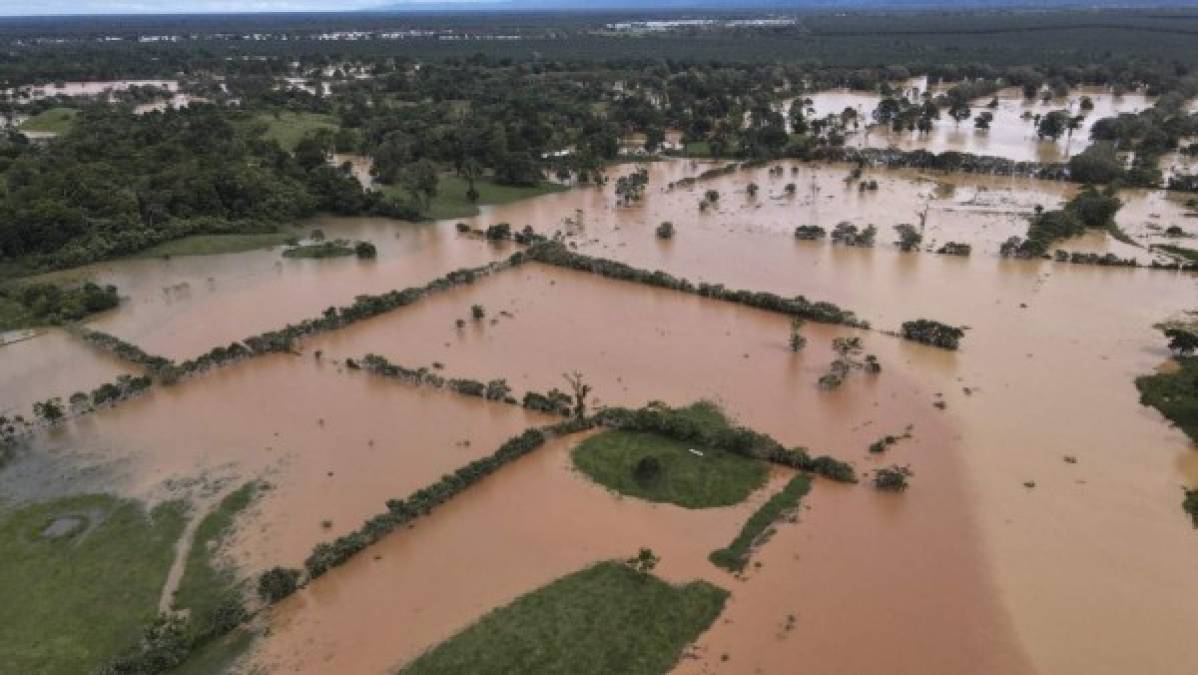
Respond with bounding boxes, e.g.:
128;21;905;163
0;495;186;674
1136;357;1198;444
573;429;768;508
710;474;811;573
401;561;727;675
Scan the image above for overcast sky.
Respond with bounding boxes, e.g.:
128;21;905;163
0;0;396;15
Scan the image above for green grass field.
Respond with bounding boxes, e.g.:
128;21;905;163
384;174;567;221
281;241;355;259
0;495;187;674
709;474;811;573
572;429;768;508
172;482;260;630
253;111;338;151
401;561;727;675
19;107;79;134
1136;356;1198;444
136;233;294;258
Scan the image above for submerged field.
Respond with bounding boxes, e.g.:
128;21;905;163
1;151;1197;674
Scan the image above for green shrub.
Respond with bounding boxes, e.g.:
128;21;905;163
257;567;301;602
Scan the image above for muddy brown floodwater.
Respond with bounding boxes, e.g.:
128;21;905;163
299;263;1029;674
18;354;552;570
430;160;1198;674
69;217;505;361
4;156;1196;674
799;86;1152;163
253;435;798;674
0;328;134;418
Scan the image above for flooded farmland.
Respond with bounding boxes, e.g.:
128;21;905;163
302;262;1029;673
0;327;133;418
801;86;1153;162
69;218;505;361
2;154;1196;675
5;353;550;570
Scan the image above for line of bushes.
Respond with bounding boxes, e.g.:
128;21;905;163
524;242;868;328
1051;250;1139;267
593;402;857;483
666;162;740;190
300;417;597;582
353;353;572;415
75;327;176;376
165;254;523;379
260;403;856;602
709;474;811;573
812;146;1069;181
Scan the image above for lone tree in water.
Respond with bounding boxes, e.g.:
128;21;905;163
563;371;592;418
789;318;807;352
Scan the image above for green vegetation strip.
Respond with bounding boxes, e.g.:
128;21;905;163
135;233;294;258
1136;356;1198;444
281;241;356;259
525;241;867;328
709;474;812;573
389;174;567;221
400;561;727;675
172;482;261;636
1156;244;1198;264
572;429;768;508
0;495;186;675
101;482;262;673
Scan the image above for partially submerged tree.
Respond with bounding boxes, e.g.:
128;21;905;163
873;465;912;491
893;224;922;252
563;371;592;418
789;318;807;352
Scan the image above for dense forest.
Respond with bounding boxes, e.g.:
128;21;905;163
1;9;1197;273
